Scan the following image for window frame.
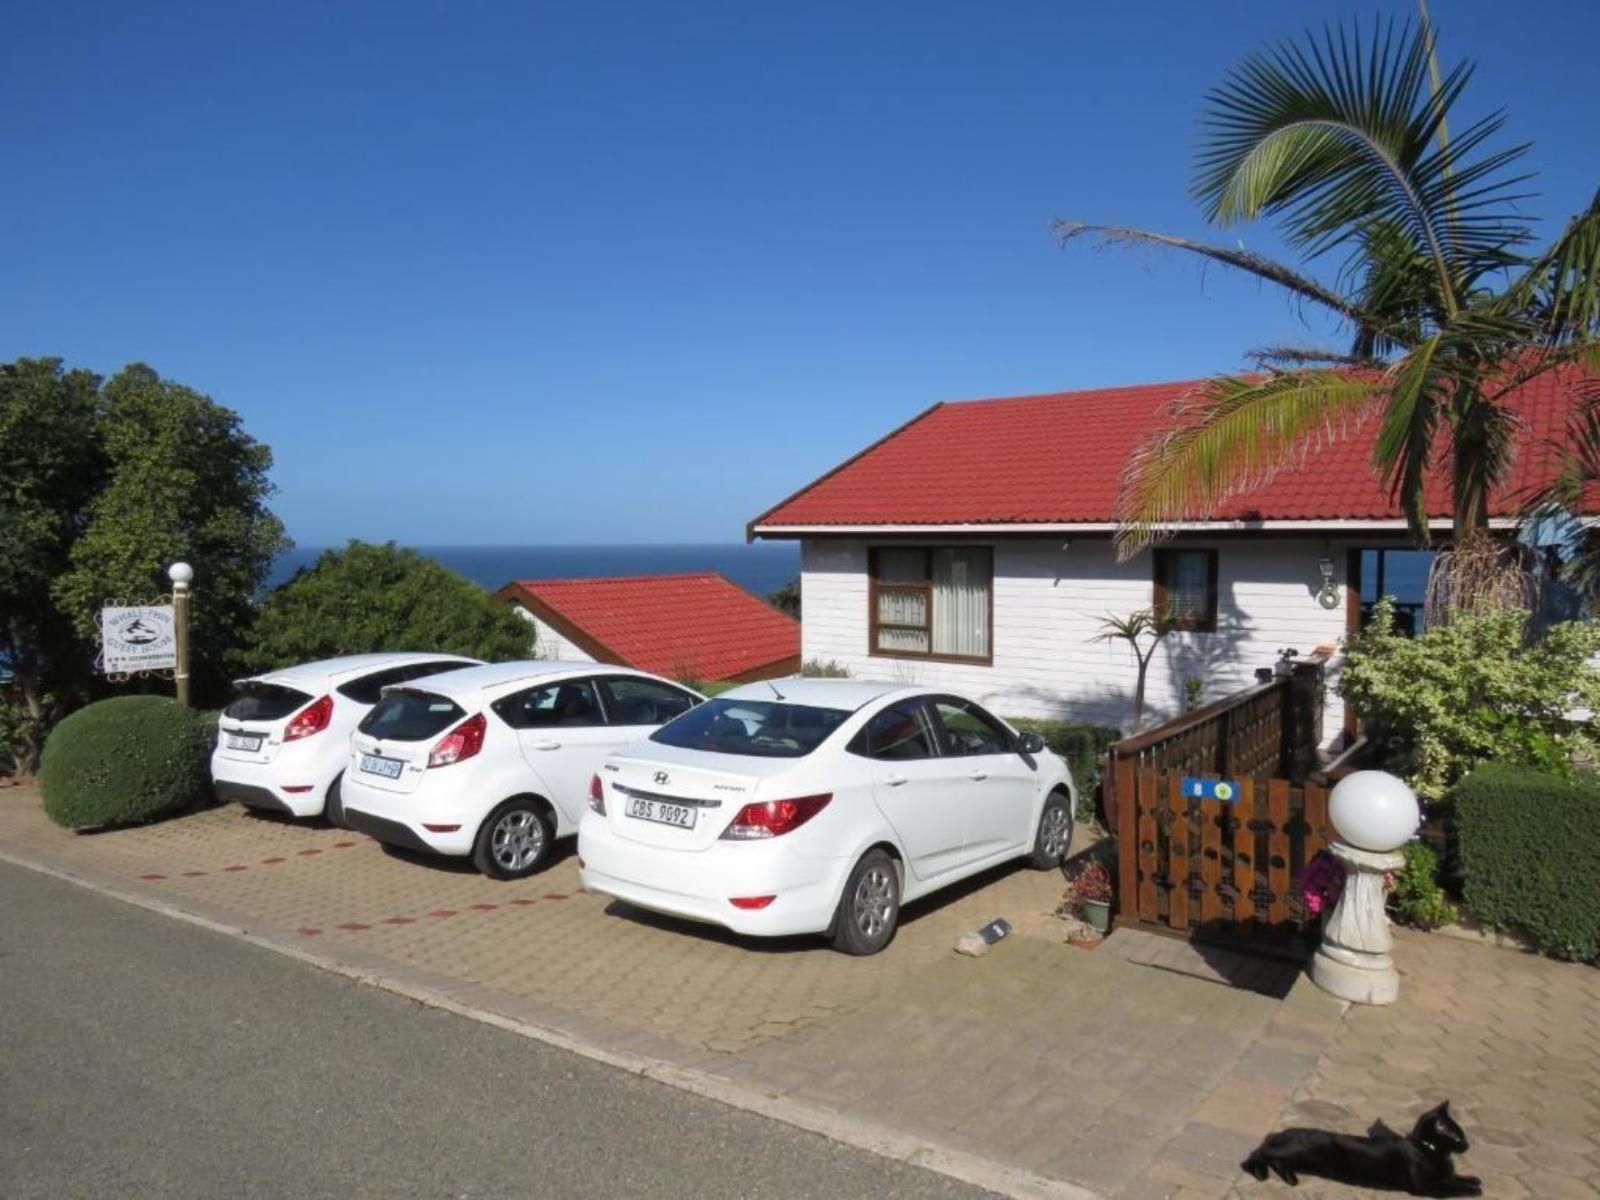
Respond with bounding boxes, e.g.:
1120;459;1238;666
866;546;994;666
1152;547;1219;633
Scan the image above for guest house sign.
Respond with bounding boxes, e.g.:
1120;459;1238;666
101;605;178;673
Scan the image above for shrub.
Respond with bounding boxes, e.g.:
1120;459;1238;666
1453;763;1600;963
1387;840;1459;930
1007;718;1122;821
40;696;215;830
800;658;850;678
1340;598;1600;802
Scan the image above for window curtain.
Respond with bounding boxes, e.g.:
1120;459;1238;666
931;548;989;657
1166;551;1210;623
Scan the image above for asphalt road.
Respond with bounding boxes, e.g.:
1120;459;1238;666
0;861;990;1200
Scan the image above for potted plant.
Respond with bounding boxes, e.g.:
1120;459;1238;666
1066;859;1114;934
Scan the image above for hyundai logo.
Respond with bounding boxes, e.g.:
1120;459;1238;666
653;771;670;786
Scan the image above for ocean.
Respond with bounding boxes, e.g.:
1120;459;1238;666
267;543;801;599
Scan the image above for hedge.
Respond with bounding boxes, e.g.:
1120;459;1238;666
1453;763;1600;964
1007;718;1123;818
40;697;216;831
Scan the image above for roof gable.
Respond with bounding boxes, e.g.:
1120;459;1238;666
751;365;1590;530
496;572;799;683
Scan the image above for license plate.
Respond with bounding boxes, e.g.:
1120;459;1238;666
625;796;696;829
358;753;405;780
224;733;263;752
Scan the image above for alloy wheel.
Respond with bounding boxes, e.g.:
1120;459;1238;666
1040;804;1070;860
852;865;896;939
490;809;546;872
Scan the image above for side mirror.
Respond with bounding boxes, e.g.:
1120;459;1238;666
1017;732;1046;756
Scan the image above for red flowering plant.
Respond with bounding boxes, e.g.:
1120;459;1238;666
1064;858;1114;906
1300;850;1344;919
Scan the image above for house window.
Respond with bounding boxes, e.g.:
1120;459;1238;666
869;547;992;661
1153;548;1218;632
1358;548;1434;636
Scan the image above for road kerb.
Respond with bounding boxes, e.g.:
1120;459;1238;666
0;844;1098;1200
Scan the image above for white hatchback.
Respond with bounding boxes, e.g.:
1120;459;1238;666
212;653;481;821
578;679;1076;955
339;662;704;879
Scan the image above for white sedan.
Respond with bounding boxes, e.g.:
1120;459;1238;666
578;679;1075;955
339;662;704;879
212;652;481;821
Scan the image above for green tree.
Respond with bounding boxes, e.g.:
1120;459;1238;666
249;541;533;668
0;359;107;770
766;577;801;619
53;364;289;703
1057;15;1599;559
1091;608;1177;732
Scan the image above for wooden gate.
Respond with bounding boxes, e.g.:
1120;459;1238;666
1104;655;1335;957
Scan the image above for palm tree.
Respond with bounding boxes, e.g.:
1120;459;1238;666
1057;14;1600;562
1092;607;1177;731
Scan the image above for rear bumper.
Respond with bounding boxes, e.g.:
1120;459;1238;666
339;773;477;856
577;812;846;937
209;752;331;819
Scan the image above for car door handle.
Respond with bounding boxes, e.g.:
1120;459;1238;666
968;769;989;781
881;773;909;787
530;739;561;751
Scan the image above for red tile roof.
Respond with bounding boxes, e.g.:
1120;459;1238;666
752;363;1592;529
496;573;799;683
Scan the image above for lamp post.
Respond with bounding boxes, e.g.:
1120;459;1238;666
168;562;194;706
1310;770;1420;1005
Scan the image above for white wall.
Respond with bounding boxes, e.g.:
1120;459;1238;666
510;605;596;664
800;536;1357;744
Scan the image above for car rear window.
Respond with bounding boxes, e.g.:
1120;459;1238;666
337;660;471;706
649;699;849;759
358;690;466;742
224;681;313;722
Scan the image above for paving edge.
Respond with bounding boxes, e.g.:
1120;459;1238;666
0;845;1098;1200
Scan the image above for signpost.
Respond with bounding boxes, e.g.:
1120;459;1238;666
96;562;194;705
101;606;178;674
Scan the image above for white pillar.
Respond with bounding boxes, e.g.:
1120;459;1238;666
1311;842;1405;1005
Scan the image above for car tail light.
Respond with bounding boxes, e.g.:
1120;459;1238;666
284;694;334;742
729;895;776;910
427;712;486;768
588;774;606;815
720;794;832;840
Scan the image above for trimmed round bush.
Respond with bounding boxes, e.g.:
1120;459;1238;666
40;697;216;830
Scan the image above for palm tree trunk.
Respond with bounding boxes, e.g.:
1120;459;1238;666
1450;388;1495;542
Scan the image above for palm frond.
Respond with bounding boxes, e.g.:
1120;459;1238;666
1053;221;1398;340
1114;370;1385;556
1373;334;1445;540
1195;18;1534;312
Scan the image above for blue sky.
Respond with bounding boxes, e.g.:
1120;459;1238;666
4;1;1596;546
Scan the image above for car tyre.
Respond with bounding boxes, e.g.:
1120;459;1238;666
472;798;555;881
324;772;346;828
1029;788;1073;870
830;849;900;956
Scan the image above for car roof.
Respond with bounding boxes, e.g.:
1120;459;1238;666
395;660;661;699
716;677;913;711
245;652;479;690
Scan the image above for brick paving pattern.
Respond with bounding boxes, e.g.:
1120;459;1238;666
5;786;1595;1200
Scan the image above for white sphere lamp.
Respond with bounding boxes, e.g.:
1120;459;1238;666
1328;770;1420;853
167;562;194;587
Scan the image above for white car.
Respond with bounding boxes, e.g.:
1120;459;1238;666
212;653;481;821
339;662;704;879
578;679;1075;955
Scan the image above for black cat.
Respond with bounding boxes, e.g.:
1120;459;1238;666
1241;1101;1482;1196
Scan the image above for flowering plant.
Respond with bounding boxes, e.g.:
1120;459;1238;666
1301;850;1344;917
1065;858;1113;904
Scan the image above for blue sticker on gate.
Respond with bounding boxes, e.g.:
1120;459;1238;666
1181;777;1239;803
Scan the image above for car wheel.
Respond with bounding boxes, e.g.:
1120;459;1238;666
324;772;346;828
472;799;554;881
1029;789;1073;870
830;849;900;956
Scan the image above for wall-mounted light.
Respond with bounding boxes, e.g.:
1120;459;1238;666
1316;556;1341;609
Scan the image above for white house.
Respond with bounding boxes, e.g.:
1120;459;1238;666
747;370;1584;745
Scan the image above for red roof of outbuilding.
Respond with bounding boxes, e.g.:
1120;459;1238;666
751;363;1591;529
496;573;799;683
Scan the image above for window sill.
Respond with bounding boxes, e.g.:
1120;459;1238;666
868;649;994;667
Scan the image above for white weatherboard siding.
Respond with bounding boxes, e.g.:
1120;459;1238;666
510;605;596;664
800;537;1354;744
